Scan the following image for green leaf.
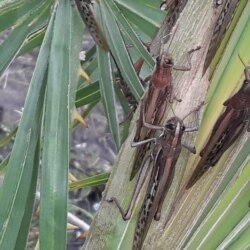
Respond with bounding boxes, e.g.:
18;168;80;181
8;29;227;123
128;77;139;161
0;1;51;75
181;139;250;249
115;0;164;38
15;142;40;250
39;2;84;249
18;26;46;55
0;154;10;173
100;1;144;101
103;0;154;68
113;84;132;143
0;127;17;147
69;173;110;190
75;81;101;107
97;49;121;149
0;0;46;32
186;161;250;249
0;4;54;249
217;212;250;250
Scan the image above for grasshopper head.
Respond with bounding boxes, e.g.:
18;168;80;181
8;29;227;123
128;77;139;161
156;52;174;68
238;53;250;88
242;77;250;94
165;117;185;134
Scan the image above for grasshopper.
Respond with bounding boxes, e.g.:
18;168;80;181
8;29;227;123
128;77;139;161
108;104;202;249
74;0;142;114
74;0;109;51
151;0;189;56
186;56;250;189
160;0;188;17
119;0;190;115
130;45;201;179
203;0;240;74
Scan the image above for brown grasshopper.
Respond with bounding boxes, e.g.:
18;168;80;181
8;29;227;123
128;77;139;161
130;45;201;179
160;0;188;17
75;0;142;114
108;104;202;249
119;0;191;112
186;56;250;189
151;0;189;56
116;57;146;118
74;0;109;51
203;0;240;74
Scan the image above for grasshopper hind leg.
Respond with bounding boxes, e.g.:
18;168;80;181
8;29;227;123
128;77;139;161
106;197;131;221
107;154;152;221
154;165;176;221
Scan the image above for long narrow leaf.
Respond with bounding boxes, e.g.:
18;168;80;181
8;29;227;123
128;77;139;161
97;49;121;149
15;141;40;250
40;1;84;249
75;81;101;107
0;6;55;249
186;164;250;249
18;27;46;55
115;0;164;38
103;0;154;68
217;212;250;250
69;173;110;190
0;127;17;147
100;1;144;101
0;154;10;173
0;0;46;32
0;1;51;75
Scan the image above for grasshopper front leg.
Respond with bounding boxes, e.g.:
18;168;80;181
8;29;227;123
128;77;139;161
173;46;201;71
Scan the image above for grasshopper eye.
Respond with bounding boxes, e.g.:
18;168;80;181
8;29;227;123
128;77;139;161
166;123;176;130
163;58;173;67
164;58;171;64
181;125;186;131
156;56;161;62
242;79;250;93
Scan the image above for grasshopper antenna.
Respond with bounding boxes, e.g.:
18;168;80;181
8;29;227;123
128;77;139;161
238;52;246;67
238;52;250;80
166;24;179;52
182;102;204;122
160;34;171;54
169;103;176;117
159;24;178;55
